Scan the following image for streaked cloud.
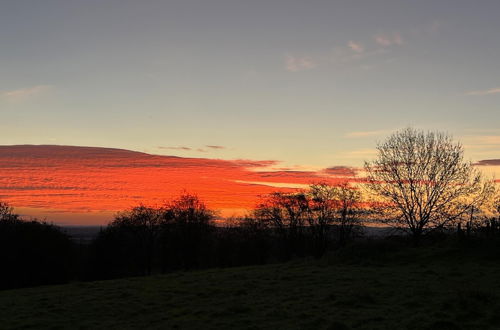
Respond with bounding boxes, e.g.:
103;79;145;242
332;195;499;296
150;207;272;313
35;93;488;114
0;85;53;101
158;146;192;151
285;55;317;72
323;166;359;177
158;145;226;152
206;145;226;150
0;145;359;223
465;87;500;96
474;159;500;166
458;135;500;167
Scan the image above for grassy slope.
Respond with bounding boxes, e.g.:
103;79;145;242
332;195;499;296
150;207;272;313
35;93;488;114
1;241;500;330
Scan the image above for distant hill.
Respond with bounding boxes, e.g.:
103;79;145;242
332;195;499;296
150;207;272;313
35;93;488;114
60;226;103;243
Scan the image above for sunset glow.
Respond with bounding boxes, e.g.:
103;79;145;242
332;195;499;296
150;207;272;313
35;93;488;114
0;145;359;224
1;1;499;224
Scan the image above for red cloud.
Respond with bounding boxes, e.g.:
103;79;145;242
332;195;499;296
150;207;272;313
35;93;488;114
0;145;358;224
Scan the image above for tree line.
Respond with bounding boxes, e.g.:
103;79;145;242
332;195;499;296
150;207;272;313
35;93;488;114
1;128;498;290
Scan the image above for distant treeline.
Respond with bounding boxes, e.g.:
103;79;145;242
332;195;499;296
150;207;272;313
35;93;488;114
0;185;367;289
2;127;500;290
1;187;499;290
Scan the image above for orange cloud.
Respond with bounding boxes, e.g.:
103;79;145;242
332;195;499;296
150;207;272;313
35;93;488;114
0;145;358;224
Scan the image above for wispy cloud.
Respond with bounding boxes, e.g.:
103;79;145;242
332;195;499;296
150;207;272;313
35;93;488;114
465;87;500;96
474;159;500;166
323;166;359;177
374;32;403;46
348;41;364;53
345;129;392;138
0;85;53;101
206;145;226;150
285;55;316;72
158;145;226;153
462;135;500;161
158;146;192;151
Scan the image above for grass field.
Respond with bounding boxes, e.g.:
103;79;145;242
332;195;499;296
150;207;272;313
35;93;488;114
1;239;500;329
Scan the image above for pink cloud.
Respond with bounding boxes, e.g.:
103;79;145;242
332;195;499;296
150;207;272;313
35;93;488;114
285;55;316;72
374;32;403;46
348;41;364;53
466;88;500;96
0;85;53;101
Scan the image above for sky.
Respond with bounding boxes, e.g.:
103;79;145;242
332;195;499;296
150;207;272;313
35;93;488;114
1;1;499;223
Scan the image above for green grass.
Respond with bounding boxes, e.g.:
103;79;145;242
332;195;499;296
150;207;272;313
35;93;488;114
1;241;500;329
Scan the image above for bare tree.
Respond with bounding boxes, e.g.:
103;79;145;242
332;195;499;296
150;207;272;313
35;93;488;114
330;182;362;245
307;183;336;255
254;192;308;258
307;182;362;254
364;128;495;241
0;201;19;222
163;193;215;226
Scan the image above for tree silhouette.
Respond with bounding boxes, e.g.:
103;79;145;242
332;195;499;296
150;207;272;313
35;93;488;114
0;201;73;289
309;182;362;248
0;201;19;222
254;192;308;258
307;183;336;256
364;128;495;241
110;205;164;275
162;193;215;269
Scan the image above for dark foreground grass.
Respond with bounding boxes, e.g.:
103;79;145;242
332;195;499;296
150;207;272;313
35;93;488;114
1;239;500;329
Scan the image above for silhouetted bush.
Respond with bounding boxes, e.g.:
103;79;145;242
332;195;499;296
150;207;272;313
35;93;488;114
0;215;73;289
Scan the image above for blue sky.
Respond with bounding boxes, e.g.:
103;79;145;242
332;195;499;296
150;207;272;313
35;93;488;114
1;0;499;169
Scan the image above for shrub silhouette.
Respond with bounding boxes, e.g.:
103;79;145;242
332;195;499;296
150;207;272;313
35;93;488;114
0;202;73;289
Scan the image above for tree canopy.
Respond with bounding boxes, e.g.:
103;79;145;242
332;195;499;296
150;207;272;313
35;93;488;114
364;127;495;239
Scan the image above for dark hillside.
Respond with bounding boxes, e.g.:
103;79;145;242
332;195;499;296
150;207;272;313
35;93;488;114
1;240;499;330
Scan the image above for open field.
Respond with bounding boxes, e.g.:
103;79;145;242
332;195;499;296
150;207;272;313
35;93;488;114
1;239;500;330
